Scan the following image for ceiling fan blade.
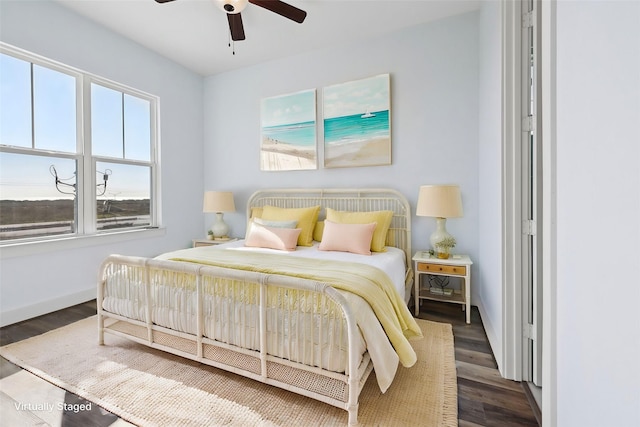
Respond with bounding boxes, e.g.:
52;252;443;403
249;0;307;23
155;0;176;3
227;13;246;41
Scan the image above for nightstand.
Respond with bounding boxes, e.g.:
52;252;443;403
192;238;238;248
412;251;473;324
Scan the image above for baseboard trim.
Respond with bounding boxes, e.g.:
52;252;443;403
523;381;542;426
476;296;505;376
0;288;95;327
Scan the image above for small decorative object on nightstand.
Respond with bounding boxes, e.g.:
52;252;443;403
413;250;473;324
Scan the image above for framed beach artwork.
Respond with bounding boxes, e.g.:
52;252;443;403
260;89;317;171
322;74;391;168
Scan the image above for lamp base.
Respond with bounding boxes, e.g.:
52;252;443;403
429;217;456;259
211;212;229;239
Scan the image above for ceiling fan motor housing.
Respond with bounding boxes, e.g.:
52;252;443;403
215;0;248;14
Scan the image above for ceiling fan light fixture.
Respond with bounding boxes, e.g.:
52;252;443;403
215;0;248;14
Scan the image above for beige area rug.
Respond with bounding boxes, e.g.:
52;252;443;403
0;316;457;426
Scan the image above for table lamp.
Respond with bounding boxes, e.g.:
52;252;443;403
416;185;463;258
203;191;236;239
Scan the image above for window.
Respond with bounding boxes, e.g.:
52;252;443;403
0;45;159;242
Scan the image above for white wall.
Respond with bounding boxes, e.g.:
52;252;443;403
204;12;482;297
555;1;640;425
477;1;504;369
0;0;205;325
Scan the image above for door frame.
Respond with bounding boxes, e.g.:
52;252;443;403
539;0;557;425
501;0;524;383
502;0;557;425
521;0;544;389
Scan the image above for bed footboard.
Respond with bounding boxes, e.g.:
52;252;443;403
97;254;370;425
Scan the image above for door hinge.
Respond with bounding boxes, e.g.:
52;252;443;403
524;323;537;341
522;115;536;132
522;10;536;28
522;219;537;236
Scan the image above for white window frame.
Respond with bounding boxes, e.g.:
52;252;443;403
0;43;163;256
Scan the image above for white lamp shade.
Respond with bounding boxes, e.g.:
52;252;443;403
416;185;463;218
214;0;248;14
203;191;236;213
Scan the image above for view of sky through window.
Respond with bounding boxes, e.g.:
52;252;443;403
0;53;152;202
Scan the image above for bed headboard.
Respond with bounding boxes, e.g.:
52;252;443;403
247;188;412;270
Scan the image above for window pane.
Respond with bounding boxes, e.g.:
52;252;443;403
92;84;123;158
96;161;150;231
124;94;151;161
0;53;32;148
33;64;76;153
0;152;76;240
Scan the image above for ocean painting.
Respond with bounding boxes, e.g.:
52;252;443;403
323;74;391;168
260;89;317;171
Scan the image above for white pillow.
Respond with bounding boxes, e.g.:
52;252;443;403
245;221;302;251
253;217;298;229
318;220;377;255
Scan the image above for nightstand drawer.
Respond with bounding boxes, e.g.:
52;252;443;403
194;240;214;247
192;238;238;248
417;262;466;276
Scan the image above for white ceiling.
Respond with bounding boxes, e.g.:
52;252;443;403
54;0;482;76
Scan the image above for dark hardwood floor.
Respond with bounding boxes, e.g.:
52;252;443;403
1;299;540;426
0;300;123;427
417;300;540;427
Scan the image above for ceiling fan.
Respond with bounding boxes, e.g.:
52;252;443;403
155;0;307;42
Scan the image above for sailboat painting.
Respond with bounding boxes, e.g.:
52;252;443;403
323;74;391;168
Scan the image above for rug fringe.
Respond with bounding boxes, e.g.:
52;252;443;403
440;322;459;427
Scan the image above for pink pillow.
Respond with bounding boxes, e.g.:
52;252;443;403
245;221;302;251
318;220;376;255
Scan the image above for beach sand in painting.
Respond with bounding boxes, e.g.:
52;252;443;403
324;136;390;168
261;137;316;171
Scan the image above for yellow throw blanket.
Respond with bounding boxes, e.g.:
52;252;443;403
162;247;423;367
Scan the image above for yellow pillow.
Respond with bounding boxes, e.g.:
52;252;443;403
261;205;321;247
250;207;263;219
325;208;393;252
313;220;325;242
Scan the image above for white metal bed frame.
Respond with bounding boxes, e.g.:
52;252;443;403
97;188;413;425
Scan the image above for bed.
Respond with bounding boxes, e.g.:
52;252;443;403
97;188;421;425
